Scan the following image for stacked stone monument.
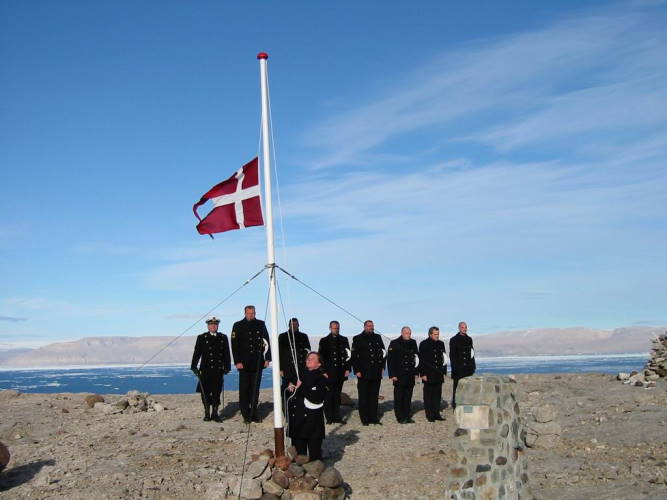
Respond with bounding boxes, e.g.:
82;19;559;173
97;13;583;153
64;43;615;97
617;331;666;387
444;376;531;500
227;447;346;499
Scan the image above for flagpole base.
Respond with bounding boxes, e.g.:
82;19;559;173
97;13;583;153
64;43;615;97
274;427;285;458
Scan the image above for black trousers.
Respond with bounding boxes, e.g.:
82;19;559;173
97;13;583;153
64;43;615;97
423;382;442;420
393;383;414;422
197;370;223;407
357;378;381;424
324;379;344;422
239;370;263;419
292;438;322;461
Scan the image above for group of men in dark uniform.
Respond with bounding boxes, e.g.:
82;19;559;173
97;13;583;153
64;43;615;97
191;307;476;428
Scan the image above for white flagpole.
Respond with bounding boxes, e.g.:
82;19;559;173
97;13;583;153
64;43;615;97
257;51;285;457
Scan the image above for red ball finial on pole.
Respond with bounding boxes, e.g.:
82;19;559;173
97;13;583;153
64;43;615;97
257;52;269;60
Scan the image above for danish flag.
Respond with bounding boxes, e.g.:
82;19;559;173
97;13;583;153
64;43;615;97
193;157;264;237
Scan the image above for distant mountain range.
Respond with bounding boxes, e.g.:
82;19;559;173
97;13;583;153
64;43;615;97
1;326;663;368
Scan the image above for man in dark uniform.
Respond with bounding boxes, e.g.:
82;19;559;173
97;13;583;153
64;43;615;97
419;326;447;422
191;316;231;422
449;321;475;410
387;326;419;424
231;305;271;423
318;320;351;424
286;352;328;460
278;317;311;399
352;320;386;426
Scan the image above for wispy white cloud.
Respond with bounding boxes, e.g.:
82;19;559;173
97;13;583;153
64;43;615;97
301;3;666;168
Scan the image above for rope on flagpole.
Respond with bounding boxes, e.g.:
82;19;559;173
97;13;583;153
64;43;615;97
136;267;267;369
266;63;293;322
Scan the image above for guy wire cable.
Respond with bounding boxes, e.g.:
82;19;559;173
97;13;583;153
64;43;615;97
275;264;393;344
137;267;266;369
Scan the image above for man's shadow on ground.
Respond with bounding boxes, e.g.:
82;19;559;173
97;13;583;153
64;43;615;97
0;459;55;492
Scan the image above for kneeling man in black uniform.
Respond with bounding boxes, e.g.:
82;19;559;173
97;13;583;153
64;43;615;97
287;352;328;460
191;316;231;422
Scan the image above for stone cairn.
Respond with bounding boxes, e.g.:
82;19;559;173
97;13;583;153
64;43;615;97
84;390;166;414
617;331;667;388
228;446;346;500
444;376;531;500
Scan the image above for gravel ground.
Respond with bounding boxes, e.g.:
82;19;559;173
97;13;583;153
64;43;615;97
0;373;665;499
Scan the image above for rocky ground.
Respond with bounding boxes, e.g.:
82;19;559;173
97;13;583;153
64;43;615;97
0;373;665;499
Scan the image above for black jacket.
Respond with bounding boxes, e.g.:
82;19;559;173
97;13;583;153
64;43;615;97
287;369;328;439
449;332;475;378
191;331;231;374
230;318;271;372
278;330;311;385
418;337;447;385
351;331;386;380
387;336;419;387
318;333;351;381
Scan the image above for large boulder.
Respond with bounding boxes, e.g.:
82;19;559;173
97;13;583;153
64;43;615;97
318;467;343;488
229;477;262;499
84;394;104;408
0;442;10;472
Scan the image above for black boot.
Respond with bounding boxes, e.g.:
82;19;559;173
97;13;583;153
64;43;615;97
211;406;221;422
203;404;211;421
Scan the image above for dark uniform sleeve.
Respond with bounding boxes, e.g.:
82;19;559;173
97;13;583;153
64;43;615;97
297;374;327;404
191;336;202;372
470;338;476;373
418;341;427;378
223;334;231;374
231;322;240;366
318;337;328;362
278;333;287;372
305;334;311;351
386;340;397;378
449;336;459;375
351;335;361;375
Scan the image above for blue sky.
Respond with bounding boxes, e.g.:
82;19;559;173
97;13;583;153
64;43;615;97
1;1;666;348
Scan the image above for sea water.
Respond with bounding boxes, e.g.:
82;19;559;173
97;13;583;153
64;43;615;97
0;354;647;394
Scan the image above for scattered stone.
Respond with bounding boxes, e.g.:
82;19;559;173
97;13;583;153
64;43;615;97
84;394;104;408
287;463;304;478
287;446;298;460
204;479;229;498
302;460;325;478
291;492;320;500
318;467;343;488
262;479;284;496
289;475;317;491
260;494;281;500
272;469;290;489
294;454;310;465
247;456;269;479
230;477;262;499
533;404;557;423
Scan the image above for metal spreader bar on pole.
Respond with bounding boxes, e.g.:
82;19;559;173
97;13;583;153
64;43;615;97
257;51;285;458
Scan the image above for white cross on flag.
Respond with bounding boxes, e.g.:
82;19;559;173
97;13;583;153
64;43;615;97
193;157;264;236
